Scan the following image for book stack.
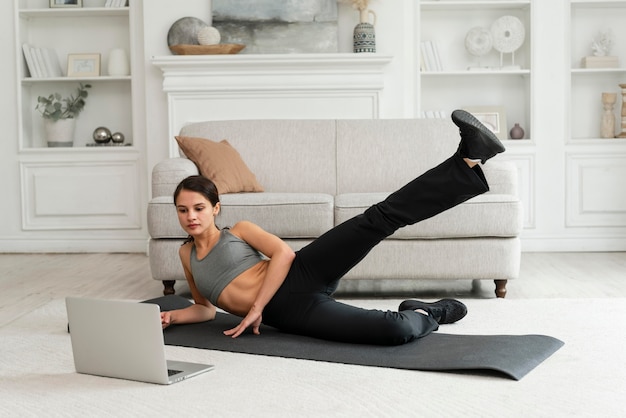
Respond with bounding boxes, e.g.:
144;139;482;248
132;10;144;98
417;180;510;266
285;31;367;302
104;0;128;6
420;41;443;72
22;44;63;79
581;55;619;69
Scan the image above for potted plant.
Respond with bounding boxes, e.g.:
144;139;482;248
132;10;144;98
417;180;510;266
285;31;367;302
36;83;91;147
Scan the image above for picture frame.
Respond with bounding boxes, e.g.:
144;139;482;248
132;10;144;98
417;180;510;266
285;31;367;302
50;0;82;8
462;106;508;140
67;54;101;77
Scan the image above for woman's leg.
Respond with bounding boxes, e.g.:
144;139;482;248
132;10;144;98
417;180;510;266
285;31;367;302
294;153;489;293
263;111;505;344
263;290;439;346
304;294;440;345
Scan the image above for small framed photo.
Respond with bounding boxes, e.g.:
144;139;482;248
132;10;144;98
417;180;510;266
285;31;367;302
462;106;508;140
67;54;101;77
50;0;82;8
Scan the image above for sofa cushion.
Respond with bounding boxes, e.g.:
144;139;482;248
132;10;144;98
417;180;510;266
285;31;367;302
336;119;459;194
175;136;264;194
334;193;523;238
148;193;335;239
219;193;334;238
179;120;337;194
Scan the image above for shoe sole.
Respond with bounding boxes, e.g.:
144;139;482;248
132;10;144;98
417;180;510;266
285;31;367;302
452;110;505;162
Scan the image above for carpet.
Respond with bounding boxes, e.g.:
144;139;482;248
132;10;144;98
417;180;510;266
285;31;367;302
1;298;625;417
146;295;563;381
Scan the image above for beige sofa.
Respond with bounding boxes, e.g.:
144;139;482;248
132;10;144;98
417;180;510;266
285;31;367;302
148;119;523;298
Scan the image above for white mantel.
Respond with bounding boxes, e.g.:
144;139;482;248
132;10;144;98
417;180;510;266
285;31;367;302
152;53;393;157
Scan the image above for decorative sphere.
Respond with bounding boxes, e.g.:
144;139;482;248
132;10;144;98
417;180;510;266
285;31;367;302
111;132;125;144
197;26;221;45
93;127;112;144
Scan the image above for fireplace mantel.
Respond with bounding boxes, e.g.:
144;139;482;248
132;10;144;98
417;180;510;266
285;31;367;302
152;53;393;156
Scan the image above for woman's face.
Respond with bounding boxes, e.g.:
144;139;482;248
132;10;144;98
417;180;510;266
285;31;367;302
175;189;220;237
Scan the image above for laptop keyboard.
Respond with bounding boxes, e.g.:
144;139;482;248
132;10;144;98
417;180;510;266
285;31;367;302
168;369;183;377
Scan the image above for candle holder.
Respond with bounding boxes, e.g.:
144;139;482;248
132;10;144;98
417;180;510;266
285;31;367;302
601;92;617;138
618;84;626;138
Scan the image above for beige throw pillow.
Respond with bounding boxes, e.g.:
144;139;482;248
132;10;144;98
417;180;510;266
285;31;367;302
175;136;264;194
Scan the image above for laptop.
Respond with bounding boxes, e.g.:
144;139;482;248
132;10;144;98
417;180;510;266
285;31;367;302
66;296;214;385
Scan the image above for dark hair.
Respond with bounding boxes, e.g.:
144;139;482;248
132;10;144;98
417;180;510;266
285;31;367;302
173;175;220;207
174;176;220;244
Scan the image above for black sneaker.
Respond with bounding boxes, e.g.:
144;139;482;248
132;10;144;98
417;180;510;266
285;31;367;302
398;299;468;324
451;109;506;164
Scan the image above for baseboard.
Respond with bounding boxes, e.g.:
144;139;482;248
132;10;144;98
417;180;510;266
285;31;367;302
0;238;148;254
521;236;626;252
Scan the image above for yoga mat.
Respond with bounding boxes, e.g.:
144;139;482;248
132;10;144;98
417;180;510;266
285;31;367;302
145;295;564;381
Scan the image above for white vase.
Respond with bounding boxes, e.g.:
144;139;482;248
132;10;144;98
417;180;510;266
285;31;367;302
108;48;130;76
44;118;76;147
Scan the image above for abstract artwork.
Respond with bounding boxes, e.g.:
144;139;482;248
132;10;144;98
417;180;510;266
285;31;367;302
212;0;338;53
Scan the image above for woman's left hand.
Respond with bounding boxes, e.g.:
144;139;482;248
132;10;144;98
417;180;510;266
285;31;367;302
223;308;263;338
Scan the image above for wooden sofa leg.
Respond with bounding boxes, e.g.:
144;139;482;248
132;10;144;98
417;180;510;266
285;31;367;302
163;280;176;296
494;279;507;298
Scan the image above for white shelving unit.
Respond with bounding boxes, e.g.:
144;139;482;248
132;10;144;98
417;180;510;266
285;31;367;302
414;0;626;250
16;2;135;149
417;0;532;141
11;0;147;252
569;0;626;141
563;0;626;237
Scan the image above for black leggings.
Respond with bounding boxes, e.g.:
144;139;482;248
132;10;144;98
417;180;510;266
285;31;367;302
262;154;490;345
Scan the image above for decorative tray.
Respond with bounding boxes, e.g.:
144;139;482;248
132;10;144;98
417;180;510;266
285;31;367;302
169;44;246;55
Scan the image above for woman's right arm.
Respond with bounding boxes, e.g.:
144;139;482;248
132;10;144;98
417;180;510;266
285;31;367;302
160;244;217;329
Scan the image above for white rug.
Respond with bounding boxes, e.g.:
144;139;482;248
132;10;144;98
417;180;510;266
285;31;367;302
1;298;625;417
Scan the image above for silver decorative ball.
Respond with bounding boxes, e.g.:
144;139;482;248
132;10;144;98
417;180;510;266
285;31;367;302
93;127;112;144
111;132;125;144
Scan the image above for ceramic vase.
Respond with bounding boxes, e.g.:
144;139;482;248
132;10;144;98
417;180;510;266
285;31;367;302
509;123;525;140
108;48;129;76
353;9;376;53
44;118;75;147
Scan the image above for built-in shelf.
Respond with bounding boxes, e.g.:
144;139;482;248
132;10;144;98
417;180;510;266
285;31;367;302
19;7;129;18
21;76;131;84
421;70;530;77
152;53;393;92
420;1;531;12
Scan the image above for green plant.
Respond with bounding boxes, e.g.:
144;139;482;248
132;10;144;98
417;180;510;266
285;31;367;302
36;83;91;121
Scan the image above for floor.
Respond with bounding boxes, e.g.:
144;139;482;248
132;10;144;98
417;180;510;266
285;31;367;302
1;251;625;328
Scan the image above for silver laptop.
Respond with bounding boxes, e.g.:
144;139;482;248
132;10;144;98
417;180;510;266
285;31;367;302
66;296;214;385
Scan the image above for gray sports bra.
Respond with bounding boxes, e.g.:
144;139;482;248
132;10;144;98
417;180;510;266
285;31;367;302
190;229;264;306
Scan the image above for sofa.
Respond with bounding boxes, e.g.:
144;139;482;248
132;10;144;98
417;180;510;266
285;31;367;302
148;118;523;298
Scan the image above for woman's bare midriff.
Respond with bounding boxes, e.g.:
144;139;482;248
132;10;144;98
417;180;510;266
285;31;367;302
216;260;269;316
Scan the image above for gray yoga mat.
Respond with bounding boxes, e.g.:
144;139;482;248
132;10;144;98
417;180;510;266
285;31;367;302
145;295;564;381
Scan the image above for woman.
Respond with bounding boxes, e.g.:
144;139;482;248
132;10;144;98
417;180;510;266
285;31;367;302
160;109;505;346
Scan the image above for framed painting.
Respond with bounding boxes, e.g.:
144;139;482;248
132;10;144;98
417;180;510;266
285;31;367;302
67;54;100;77
50;0;82;8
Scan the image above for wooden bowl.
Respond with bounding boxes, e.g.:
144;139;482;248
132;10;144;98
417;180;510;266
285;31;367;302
169;44;246;55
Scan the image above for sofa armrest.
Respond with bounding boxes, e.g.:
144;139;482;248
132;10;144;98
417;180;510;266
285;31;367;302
481;161;518;197
152;157;199;198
